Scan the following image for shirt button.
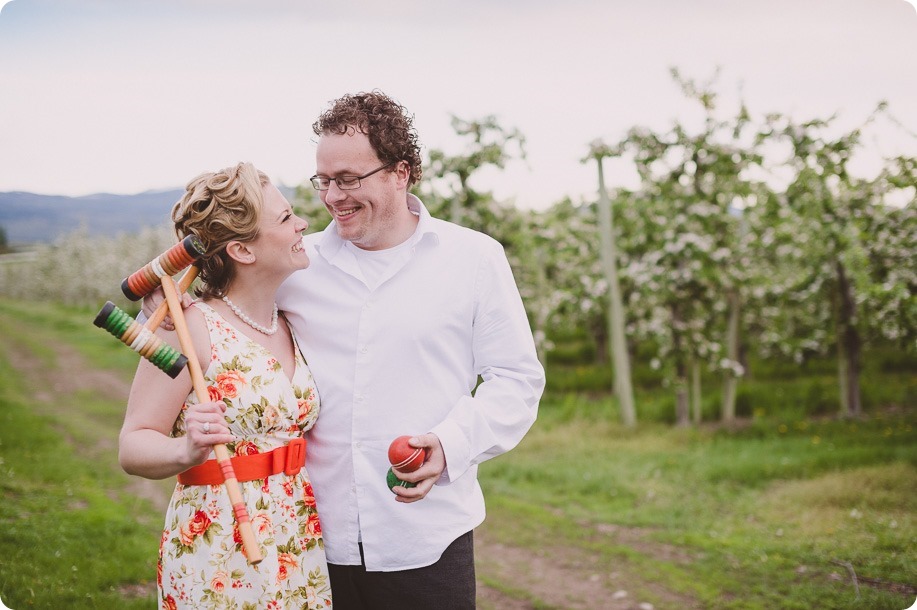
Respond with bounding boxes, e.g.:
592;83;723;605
354;441;362;449
360;346;368;353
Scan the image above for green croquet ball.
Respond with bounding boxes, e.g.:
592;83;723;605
386;467;416;493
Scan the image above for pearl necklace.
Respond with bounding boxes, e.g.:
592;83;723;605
221;295;279;336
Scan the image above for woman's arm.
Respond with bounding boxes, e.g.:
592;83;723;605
118;305;234;479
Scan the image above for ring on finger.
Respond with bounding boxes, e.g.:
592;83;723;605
203;421;211;434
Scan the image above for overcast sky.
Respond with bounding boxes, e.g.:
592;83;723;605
0;0;915;210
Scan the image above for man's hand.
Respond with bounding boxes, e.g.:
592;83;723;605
390;433;445;504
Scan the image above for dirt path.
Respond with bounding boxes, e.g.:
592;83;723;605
4;331;174;513
4;322;698;610
474;519;702;610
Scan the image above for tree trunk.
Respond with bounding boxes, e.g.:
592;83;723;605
676;385;690;426
835;261;862;417
594;156;636;426
738;340;749;378
671;306;690;426
837;339;850;415
451;173;470;226
591;317;610;366
675;368;690;427
690;357;702;425
531;246;550;370
721;290;740;423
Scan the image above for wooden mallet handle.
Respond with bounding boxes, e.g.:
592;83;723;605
143;266;199;331
161;276;263;565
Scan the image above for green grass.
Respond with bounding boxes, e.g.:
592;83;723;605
0;301;162;609
0;299;144;377
479;400;916;609
1;297;914;609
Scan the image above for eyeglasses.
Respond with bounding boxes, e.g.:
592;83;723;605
310;162;395;191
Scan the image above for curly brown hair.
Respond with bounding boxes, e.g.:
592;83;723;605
171;162;269;300
312;90;423;186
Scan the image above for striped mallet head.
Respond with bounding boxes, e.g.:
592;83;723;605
93;301;188;378
121;235;206;301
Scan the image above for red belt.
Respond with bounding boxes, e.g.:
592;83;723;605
177;438;306;486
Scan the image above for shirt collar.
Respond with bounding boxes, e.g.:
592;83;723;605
407;193;440;246
316;193;440;261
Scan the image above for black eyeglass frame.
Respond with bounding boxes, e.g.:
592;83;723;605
309;162;396;191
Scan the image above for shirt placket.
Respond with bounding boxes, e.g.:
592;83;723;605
351;293;375;525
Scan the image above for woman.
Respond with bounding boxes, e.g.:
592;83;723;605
119;162;332;609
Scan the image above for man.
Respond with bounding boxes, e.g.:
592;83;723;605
277;91;545;608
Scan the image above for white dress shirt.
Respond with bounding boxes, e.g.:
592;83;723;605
276;195;545;571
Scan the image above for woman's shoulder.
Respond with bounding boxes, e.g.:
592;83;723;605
183;301;213;365
184;300;210;328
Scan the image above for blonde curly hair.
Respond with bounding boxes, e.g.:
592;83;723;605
171;162;269;299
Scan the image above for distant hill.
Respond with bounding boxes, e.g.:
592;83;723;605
0;190;183;245
0;185;302;245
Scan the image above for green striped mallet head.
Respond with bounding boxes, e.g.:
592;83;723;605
93;301;188;378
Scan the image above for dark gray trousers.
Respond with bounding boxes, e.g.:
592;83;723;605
327;530;476;609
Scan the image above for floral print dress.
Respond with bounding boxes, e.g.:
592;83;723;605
158;302;331;609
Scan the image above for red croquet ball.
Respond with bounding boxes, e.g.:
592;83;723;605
387;435;426;473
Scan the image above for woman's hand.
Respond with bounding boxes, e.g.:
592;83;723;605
181;400;235;466
142;287;194;331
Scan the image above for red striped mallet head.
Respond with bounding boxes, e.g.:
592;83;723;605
121;235;206;301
